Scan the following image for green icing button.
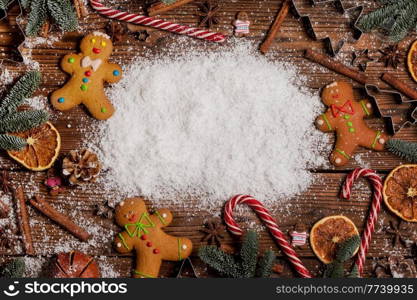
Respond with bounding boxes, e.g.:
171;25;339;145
343;115;350;120
81;84;88;91
349;127;355;133
347;121;353;127
101;107;107;113
68;57;75;63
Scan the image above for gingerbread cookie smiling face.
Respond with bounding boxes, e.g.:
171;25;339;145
114;197;193;278
316;81;389;166
50;32;122;120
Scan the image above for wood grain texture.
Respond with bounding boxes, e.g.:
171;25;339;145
0;0;416;278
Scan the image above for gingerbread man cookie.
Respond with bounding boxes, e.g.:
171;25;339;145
114;197;193;278
50;32;122;120
316;81;389;166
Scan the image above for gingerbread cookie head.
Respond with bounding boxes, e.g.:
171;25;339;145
80;32;114;60
114;197;192;278
321;81;354;107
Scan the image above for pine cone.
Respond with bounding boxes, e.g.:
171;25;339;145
62;150;101;185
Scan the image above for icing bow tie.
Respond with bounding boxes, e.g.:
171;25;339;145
81;56;102;71
331;100;355;117
125;213;155;238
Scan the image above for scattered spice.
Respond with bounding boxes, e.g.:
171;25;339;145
385;219;412;248
95;200;114;219
0;171;12;194
378;44;404;69
44;169;65;196
29;196;91;242
200;220;226;246
389;256;417;278
196;0;220;28
13;186;35;255
351;49;373;72
105;21;128;43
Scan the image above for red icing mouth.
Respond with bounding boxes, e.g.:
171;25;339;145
128;213;137;222
93;48;101;54
332;94;340;99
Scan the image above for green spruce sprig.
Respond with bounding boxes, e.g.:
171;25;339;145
161;0;178;4
1;258;25;278
198;230;275;278
358;0;417;42
0;71;49;151
386;139;417;163
22;0;78;36
0;0;9;10
323;235;361;278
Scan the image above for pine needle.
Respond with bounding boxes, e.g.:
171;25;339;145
0;110;49;133
386;139;417;162
0;134;27;151
1;258;25;278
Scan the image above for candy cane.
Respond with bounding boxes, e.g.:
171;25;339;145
89;0;227;43
224;194;312;278
340;168;383;276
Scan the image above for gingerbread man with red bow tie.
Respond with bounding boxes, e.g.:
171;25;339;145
51;32;122;120
316;81;389;166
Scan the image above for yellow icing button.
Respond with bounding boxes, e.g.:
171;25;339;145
101;41;106;47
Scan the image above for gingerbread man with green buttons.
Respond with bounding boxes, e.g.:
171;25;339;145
316;81;389;166
51;32;122;120
114;197;193;278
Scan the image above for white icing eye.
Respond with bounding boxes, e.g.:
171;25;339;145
379;138;385;144
120;201;125;206
182;244;187;250
366;103;372;108
117;243;122;248
335;158;342;164
162;213;167;218
317;119;324;126
130;201;134;205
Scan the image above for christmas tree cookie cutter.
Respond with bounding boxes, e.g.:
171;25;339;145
289;0;364;56
364;84;417;135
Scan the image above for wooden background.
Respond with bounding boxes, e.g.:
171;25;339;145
1;0;417;278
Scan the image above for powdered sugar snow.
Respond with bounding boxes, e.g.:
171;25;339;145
89;42;327;209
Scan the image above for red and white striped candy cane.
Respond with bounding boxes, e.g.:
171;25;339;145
340;168;383;276
224;194;312;278
89;0;227;43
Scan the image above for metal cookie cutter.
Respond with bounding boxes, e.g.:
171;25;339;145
364;84;417;135
290;0;364;56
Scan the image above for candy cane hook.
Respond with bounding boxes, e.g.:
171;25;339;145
340;168;383;276
89;0;227;43
224;195;312;278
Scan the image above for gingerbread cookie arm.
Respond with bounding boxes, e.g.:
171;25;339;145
151;209;173;228
357;99;374;117
102;63;123;84
61;54;82;74
159;232;193;261
358;127;388;151
114;231;135;254
316;110;336;132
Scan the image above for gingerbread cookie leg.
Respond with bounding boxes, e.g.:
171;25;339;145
82;89;115;120
51;84;83;112
134;252;162;278
359;127;388;151
330;139;357;166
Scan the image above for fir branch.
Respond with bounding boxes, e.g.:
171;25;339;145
0;110;49;133
324;262;345;278
0;71;41;118
336;235;361;263
25;0;48;36
1;258;25;278
256;250;275;278
347;264;359;278
46;0;78;32
161;0;178;3
0;0;8;10
21;0;31;10
387;139;417;162
239;230;258;278
0;134;27;151
198;246;242;278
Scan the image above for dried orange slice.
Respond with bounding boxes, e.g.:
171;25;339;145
7;122;61;171
407;40;417;83
310;215;359;264
383;164;417;222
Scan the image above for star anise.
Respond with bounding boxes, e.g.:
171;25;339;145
0;223;19;250
196;0;220;28
95;200;114;219
200;220;225;246
0;171;12;194
378;44;404;69
386;219;412;248
135;30;150;42
105;21;128;43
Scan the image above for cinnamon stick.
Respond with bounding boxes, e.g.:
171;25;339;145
40;21;50;38
73;0;89;18
30;196;90;242
382;73;417;100
304;49;368;85
259;0;291;54
13;186;34;255
148;0;195;17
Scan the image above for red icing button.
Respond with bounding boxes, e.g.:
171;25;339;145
93;48;101;54
85;71;92;77
153;249;160;254
140;235;147;240
146;242;152;247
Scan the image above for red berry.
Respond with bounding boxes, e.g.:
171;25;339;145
140;235;147;240
146;242;152;247
153;249;160;254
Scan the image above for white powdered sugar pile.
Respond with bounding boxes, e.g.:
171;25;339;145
88;42;328;209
